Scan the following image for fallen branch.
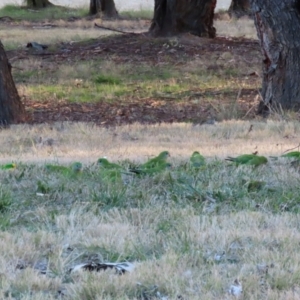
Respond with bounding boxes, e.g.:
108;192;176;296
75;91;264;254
282;143;300;154
94;23;138;35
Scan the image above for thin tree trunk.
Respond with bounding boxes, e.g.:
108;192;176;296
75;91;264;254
228;0;251;18
149;0;216;38
0;41;26;126
250;0;300;112
89;0;118;18
89;0;101;15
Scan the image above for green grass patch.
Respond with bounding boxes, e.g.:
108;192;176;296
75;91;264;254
14;59;256;106
0;4;88;21
25;82;131;102
94;74;122;85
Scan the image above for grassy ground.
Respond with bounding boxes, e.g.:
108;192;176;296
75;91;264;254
1;122;300;299
1;5;300;300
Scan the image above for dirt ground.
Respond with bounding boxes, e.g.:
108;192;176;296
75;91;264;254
5;20;262;126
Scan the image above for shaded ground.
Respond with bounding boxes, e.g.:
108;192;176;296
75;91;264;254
6;24;262;126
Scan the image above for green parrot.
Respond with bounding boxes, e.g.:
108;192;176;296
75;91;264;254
138;151;170;169
225;154;258;165
190;151;205;167
245;155;268;166
71;162;83;173
281;151;300;159
271;151;300;160
0;163;16;170
130;162;172;176
97;158;122;170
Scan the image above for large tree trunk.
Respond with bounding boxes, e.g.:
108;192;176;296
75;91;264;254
25;0;54;8
228;0;251;18
0;41;26;126
149;0;216;38
250;0;300;112
89;0;118;18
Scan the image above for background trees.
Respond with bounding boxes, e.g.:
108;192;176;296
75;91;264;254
149;0;216;37
25;0;54;8
250;0;300;111
89;0;118;18
0;41;26;125
229;0;251;17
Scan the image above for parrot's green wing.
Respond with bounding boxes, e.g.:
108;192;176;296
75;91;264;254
130;162;171;176
0;163;16;170
225;154;257;165
139;151;170;169
97;158;122;170
190;151;205;167
245;156;268;167
281;151;300;159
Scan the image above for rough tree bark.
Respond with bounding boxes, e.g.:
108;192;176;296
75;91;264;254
25;0;54;8
250;0;300;111
228;0;251;17
0;41;26;126
149;0;216;38
89;0;118;18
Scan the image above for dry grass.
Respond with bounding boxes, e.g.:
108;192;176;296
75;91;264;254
2;17;255;51
215;17;258;39
1;122;300;299
2;26;108;50
3;208;300;299
0;120;299;164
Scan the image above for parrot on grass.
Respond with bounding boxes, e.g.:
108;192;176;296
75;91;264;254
130;162;172;176
97;158;122;170
136;151;170;170
190;151;205;168
270;151;300;161
245;155;268;167
225;154;257;165
0;163;16;170
226;154;267;167
281;151;300;159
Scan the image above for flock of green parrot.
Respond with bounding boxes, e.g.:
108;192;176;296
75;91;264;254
0;150;300;180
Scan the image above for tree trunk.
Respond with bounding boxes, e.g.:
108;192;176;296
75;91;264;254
149;0;216;38
228;0;251;18
250;0;300;112
90;0;101;15
26;0;54;8
0;41;26;126
89;0;119;18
